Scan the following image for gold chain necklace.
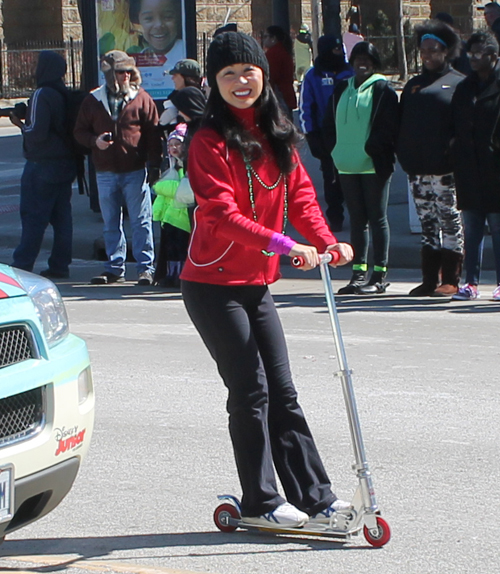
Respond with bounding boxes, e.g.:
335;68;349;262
244;158;288;257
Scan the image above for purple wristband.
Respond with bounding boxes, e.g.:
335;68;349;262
267;233;297;256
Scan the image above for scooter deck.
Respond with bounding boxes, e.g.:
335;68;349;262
228;518;361;540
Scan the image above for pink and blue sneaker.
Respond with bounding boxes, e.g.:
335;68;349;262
492;285;500;301
452;284;480;301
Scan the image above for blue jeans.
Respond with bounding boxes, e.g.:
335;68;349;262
13;159;75;273
96;169;154;276
462;210;500;285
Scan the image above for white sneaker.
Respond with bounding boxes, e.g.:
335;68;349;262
309;499;352;524
493;285;500;301
242;502;308;527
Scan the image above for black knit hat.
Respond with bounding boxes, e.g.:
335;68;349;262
170;87;206;120
206;31;269;87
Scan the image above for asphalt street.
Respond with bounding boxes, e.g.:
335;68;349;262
0;271;499;574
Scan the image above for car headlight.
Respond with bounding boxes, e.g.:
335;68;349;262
78;366;93;405
14;269;69;348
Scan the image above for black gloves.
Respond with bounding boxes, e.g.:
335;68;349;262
148;167;160;186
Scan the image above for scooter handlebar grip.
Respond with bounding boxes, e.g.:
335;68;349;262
291;251;340;268
324;251;340;265
291;256;305;268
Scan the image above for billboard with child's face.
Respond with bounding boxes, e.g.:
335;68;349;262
97;0;186;99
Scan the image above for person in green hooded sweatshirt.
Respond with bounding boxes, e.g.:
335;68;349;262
323;42;399;294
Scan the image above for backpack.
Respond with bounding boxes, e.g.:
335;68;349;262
66;90;90;195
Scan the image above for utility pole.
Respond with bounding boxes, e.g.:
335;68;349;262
310;0;322;57
322;0;341;37
272;0;291;33
77;0;100;211
77;0;98;92
395;0;408;81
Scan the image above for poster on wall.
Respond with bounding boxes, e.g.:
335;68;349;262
96;0;186;99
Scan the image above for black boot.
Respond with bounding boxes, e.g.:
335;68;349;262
358;270;390;294
338;271;367;294
409;246;441;296
432;249;463;296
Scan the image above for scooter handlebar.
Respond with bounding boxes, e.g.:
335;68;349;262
291;251;340;268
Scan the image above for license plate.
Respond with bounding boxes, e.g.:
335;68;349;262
0;464;14;523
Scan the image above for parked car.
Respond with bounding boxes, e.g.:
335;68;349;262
0;263;94;541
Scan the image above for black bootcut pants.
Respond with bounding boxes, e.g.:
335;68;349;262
181;280;335;517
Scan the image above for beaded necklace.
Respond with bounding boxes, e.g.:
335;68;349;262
244;158;288;257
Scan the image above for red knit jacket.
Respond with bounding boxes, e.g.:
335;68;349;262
180;106;336;286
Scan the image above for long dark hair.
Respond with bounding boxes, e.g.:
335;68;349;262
202;77;301;174
184;75;202;88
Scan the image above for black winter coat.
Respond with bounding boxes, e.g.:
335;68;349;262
452;64;500;213
322;78;399;181
397;66;464;176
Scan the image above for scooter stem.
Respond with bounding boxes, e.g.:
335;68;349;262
320;261;378;511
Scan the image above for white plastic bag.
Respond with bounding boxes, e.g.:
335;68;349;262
159;100;178;126
174;176;195;207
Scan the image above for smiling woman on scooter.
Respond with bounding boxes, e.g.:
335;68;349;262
180;31;353;527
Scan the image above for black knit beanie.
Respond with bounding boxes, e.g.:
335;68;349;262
206;31;269;87
170;87;206;120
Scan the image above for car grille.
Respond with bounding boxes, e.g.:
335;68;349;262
0;387;46;446
0;325;36;368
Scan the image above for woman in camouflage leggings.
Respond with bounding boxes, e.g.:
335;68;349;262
397;20;464;296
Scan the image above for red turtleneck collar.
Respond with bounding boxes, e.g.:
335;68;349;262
227;104;258;130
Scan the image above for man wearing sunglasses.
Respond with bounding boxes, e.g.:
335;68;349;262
74;50;162;285
484;2;500;46
451;32;500;301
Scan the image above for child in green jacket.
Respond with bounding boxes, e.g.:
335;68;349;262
153;125;191;287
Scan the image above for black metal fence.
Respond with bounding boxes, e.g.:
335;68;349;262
365;34;420;75
0;36;211;99
0;34;421;100
0;39;84;99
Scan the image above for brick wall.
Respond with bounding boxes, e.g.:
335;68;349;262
2;0;64;44
196;0;253;35
62;0;82;40
0;0;485;47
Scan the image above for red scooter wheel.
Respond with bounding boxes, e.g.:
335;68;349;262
364;516;391;547
214;503;240;533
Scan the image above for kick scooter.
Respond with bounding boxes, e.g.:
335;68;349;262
213;252;391;547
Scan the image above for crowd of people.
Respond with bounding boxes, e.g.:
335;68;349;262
298;12;500;301
9;11;500;302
